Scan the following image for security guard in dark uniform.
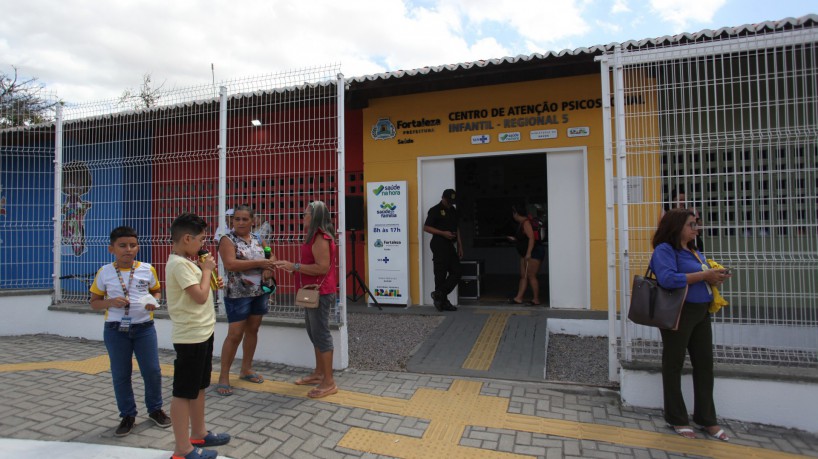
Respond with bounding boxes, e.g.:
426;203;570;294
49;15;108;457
423;189;463;311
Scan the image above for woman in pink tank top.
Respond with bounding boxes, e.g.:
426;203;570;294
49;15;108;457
274;200;339;399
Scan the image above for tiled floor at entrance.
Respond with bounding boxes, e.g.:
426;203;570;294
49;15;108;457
1;334;815;458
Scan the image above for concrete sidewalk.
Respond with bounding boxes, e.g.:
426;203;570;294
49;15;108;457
0;333;816;458
0;439;233;459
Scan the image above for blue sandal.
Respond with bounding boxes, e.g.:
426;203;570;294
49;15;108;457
170;447;217;459
191;431;231;447
213;383;233;396
238;373;264;384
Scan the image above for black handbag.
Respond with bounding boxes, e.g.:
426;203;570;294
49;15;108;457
628;267;687;330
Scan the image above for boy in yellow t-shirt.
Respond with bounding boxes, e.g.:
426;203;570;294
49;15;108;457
165;213;229;459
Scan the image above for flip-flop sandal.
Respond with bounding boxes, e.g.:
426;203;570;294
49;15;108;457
667;424;696;439
213;384;233;396
294;375;323;385
526;301;542;306
699;425;729;442
238;373;264;384
307;385;338;399
506;298;523;305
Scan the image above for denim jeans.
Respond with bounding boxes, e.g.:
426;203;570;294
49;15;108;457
103;321;163;417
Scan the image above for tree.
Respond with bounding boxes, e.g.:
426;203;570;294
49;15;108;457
118;72;165;110
0;66;58;128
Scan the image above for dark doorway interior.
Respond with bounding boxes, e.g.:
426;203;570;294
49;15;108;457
454;154;548;304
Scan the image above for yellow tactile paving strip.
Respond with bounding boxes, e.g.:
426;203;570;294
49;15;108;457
462;311;530;371
0;355;111;374
0;357;810;459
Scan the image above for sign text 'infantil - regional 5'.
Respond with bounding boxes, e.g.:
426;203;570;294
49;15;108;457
371;97;602;144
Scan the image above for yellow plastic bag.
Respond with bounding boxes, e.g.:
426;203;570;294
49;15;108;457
706;259;729;313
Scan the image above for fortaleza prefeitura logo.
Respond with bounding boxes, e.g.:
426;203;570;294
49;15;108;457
372;184;401;196
377;202;397;218
373;239;400;249
371;119;396;140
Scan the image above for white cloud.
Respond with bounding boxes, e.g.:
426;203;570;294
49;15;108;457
4;0;491;102
649;0;727;30
441;0;591;49
1;0;803;104
612;0;631;14
463;37;511;61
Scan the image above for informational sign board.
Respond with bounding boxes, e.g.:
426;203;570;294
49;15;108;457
613;176;644;204
366;181;410;305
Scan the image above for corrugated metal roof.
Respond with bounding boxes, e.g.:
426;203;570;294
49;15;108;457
346;14;818;84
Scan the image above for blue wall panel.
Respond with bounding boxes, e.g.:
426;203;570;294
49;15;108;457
58;131;154;294
0;145;54;289
0;128;154;293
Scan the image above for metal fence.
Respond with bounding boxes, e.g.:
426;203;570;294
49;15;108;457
0;64;346;322
601;28;818;374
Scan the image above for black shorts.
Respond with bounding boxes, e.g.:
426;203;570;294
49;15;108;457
172;333;214;399
516;241;546;261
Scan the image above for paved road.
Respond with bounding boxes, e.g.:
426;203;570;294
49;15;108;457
0;327;816;458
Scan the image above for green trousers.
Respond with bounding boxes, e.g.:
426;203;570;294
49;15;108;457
660;301;717;427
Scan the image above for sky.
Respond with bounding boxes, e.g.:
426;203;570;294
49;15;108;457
1;0;816;103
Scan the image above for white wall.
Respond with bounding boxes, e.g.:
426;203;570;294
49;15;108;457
0;294;348;369
548;317;818;433
550;318;818;356
546;150;590;309
621;368;818;434
419;158;457;306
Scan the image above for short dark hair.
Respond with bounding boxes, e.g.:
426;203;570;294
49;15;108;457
233;204;254;218
171;212;208;242
110;226;138;244
511;202;528;216
653;208;696;250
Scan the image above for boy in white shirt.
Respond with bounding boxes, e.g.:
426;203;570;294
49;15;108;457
90;226;170;437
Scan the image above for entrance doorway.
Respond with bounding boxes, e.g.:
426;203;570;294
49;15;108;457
455;154;548;303
419;148;589;309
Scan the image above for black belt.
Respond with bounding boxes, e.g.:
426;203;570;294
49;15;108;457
105;320;155;329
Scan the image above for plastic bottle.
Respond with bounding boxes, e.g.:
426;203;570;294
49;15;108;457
262;246;275;294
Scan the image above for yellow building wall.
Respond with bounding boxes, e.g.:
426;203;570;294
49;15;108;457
618;69;663;286
605;68;663;312
362;74;609;309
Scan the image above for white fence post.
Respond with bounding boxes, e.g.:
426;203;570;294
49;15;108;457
217;85;228;301
613;45;632;362
52;104;63;302
597;54;620;383
336;73;347;318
